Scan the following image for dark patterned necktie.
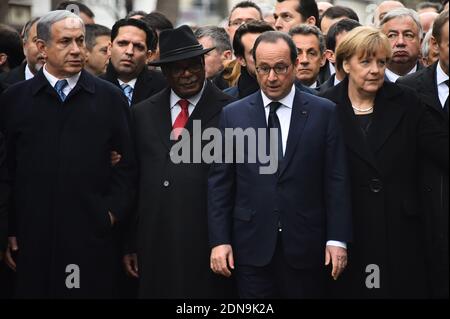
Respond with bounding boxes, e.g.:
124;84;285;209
268;101;283;165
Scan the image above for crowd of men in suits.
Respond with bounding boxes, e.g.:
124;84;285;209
0;0;448;299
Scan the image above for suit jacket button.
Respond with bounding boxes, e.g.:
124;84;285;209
369;178;383;193
163;180;170;187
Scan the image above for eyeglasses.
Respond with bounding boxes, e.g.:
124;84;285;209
228;18;257;27
255;64;291;75
168;62;203;76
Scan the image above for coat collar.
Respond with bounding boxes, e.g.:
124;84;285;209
31;68;95;97
326;78;407;172
414;62;442;114
149;80;226;151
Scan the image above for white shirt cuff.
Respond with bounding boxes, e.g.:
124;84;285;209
326;240;347;249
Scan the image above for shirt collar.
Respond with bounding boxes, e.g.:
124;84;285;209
43;64;80;89
436;61;449;86
309;81;318;89
261;84;295;109
170;81;207;109
25;64;35;80
328;62;336;76
385;64;417;82
118;78;137;89
334;74;341;86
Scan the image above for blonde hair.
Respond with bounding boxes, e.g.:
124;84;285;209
223;59;241;87
335;26;392;73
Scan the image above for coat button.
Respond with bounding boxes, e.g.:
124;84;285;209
163;180;170;187
369;178;383;193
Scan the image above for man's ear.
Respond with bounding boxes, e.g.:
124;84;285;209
145;49;153;64
36;39;47;59
0;53;7;67
306;16;316;26
319;52;327;67
237;55;246;67
221;49;233;62
325;49;335;64
430;35;439;52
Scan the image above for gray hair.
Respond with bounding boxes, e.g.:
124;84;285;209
288;24;326;54
37;10;84;44
421;28;433;58
380;8;423;40
22;17;41;42
194;26;232;54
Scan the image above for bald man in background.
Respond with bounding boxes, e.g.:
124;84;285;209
373;0;405;26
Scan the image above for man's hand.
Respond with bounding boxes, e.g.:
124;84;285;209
5;236;18;271
325;245;347;280
123;253;139;278
210;244;234;277
111;151;121;166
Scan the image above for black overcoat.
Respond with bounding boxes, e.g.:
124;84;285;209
320;79;448;298
0;69;136;298
131;81;235;298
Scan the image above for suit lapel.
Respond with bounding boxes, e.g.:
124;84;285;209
131;69;150;105
184;81;225;132
417;63;446;120
149;88;173;151
367;83;408;154
247;91;267;130
330;80;379;172
279;90;309;178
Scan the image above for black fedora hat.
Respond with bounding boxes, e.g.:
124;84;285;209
149;25;214;66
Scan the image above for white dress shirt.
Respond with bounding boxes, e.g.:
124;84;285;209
118;78;137;90
25;64;35;80
329;62;336;77
43;64;80;97
436;61;449;108
385;64;417;82
334;74;342;86
118;78;137;97
309;81;318;89
261;85;346;249
169;82;206;125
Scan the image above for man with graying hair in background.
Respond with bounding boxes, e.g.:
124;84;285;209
0;17;45;85
195;26;233;90
0;10;135;298
380;8;424;82
84;24;111;76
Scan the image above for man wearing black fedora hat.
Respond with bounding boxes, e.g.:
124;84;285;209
124;25;236;298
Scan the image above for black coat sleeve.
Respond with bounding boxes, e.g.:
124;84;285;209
0;132;9;252
417;105;449;172
105;90;137;223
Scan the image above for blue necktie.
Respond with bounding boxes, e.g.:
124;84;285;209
55;79;68;102
121;84;133;106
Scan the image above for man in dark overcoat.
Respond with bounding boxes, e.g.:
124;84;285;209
124;25;235;298
0;10;135;298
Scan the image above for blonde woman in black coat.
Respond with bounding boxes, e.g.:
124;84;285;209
320;27;448;298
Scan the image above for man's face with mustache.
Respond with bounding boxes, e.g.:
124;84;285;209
110;25;150;81
162;56;206;98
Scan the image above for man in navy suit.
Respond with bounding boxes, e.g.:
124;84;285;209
208;31;352;298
